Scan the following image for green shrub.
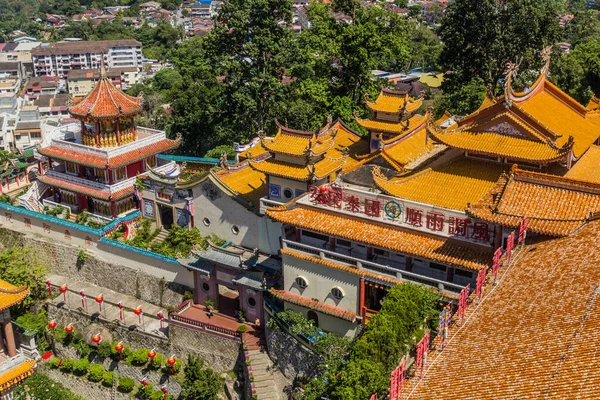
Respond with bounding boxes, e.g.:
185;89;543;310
117;377;135;393
110;342;131;359
102;371;117;387
60;358;74;372
147;352;164;371
88;364;105;382
97;341;113;358
151;390;171;400
12;373;82;400
137;382;154;398
128;347;149;366
48;357;60;369
73;340;93;358
183;290;193;300
73;358;90;375
163;357;182;375
236;325;248;333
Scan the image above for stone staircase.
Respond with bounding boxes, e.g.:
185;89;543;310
246;332;284;400
151;229;169;245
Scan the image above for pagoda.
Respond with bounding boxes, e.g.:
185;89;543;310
30;65;180;219
0;279;36;398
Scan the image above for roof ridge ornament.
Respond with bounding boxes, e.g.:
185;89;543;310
540;45;552;75
100;52;107;79
504;57;521;109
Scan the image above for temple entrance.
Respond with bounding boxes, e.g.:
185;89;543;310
158;204;173;229
217;284;239;317
307;310;319;327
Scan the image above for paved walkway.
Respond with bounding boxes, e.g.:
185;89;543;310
48;274;168;336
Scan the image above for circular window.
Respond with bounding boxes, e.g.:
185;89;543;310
247;297;256;308
232;225;240;235
295;276;308;289
283;188;293;199
331;287;344;300
201;282;210;293
203;217;211;226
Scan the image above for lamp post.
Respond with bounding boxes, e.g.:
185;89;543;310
95;294;104;312
59;283;68;303
80;290;86;310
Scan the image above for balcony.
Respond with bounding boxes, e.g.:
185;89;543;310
281;239;465;296
259;196;285;215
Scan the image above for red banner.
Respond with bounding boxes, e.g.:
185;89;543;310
492;247;502;280
416;332;430;377
506;231;515;264
518;216;528;244
457;284;470;322
475;267;487;299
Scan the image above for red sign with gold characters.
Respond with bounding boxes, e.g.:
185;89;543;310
306;184;493;244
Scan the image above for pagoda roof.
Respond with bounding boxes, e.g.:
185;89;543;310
467;166;600;237
68;67;143;120
365;89;423;114
38;174;134;201
266;203;492;271
270;288;357;322
259;120;335;158
403;220;600;399
0;279;28;312
246;119;368;182
441;59;600;161
356;113;426;135
373;157;506;211
38;137;180;169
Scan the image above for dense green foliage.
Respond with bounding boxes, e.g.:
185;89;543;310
299;283;440;400
0;246;47;315
13;373;83;400
180;355;223;400
118;376;136;393
88;363;105;382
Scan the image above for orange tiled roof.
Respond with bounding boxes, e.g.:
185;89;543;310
215;163;267;206
266;204;492;270
403;221;600;399
0;279;28;312
366;89;422;114
373;158;506;211
429;130;570;163
357;114;426;135
261;124;335;157
0;360;35;391
38;138;179;169
565;145;600;183
270;288;357;321
467;167;600;236
38;174;133;201
69;73;143;120
382;125;434;166
587;95;600;111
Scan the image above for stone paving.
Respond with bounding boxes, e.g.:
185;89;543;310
48;274;168;336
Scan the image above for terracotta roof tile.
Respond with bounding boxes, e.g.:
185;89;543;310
267;204;492;270
467;167;600;236
0;280;28;312
373;158;506;211
108;138;179;167
402;221;600;399
38;175;133;201
270;288;357;321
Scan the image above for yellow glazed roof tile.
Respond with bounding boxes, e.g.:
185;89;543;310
357;114;426;135
267;204;492;270
216;164;267;206
0;280;28;312
366;89;423;114
382;126;434;166
565;145;600;183
373;158;506;211
0;360;35;390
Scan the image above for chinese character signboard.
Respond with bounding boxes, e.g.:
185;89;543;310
302;185;494;244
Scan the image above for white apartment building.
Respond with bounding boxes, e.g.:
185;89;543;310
31;40;144;78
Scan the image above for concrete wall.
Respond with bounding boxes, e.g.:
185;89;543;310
284;303;357;338
268;176;308;201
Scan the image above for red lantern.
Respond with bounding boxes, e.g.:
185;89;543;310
118;301;125;321
167;356;176;374
91;334;101;344
148;350;157;365
95;294;104;312
134;306;143;324
115;343;124;359
45;279;52;296
47;320;57;329
157;311;164;329
140;378;149;386
65;325;74;337
319;186;327;193
59;284;68;302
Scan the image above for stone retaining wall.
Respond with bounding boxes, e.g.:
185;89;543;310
265;325;320;380
42;368;130;400
0;226;188;308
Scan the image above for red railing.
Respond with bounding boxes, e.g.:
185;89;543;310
172;299;191;313
170;313;241;339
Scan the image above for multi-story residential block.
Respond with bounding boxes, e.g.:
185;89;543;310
22;76;60;101
67;67;139;97
31;40;144;78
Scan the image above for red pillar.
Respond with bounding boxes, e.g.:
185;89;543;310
111;202;117;218
95;121;101;147
329;237;336;251
108;169;114;185
359;277;366;323
3;319;17;357
295;228;301;242
116;119;121;146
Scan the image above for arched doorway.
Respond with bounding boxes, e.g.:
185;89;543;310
158;204;174;229
307;311;319;328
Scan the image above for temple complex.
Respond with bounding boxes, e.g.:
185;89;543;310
263;49;600;337
20;65;180;221
0;280;36;400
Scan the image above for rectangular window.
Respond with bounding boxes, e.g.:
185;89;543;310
337;239;351;248
429;262;447;272
373;248;389;257
301;230;328;242
65;161;78;174
455;269;473;278
30;132;41;139
15;135;21;141
115;167;126;181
